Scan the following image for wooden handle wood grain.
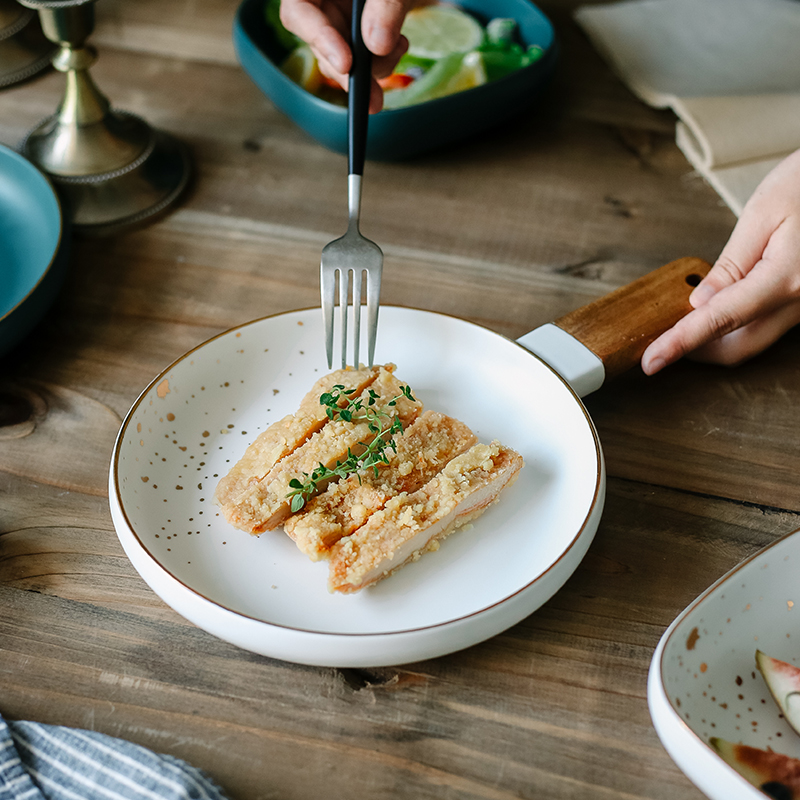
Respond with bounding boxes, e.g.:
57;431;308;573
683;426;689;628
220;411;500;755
554;256;712;380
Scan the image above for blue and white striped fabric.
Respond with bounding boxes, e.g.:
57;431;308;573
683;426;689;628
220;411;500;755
0;713;229;800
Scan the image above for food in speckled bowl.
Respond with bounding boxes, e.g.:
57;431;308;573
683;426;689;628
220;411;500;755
232;0;557;160
648;529;800;800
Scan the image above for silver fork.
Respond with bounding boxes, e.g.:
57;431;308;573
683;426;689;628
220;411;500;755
320;0;383;369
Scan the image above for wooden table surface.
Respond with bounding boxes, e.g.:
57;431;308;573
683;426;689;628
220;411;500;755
2;1;800;798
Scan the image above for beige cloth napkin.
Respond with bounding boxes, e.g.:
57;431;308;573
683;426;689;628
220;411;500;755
574;0;800;215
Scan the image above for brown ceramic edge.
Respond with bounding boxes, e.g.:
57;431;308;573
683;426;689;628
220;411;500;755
111;306;605;638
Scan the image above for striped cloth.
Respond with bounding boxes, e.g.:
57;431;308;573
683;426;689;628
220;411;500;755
0;713;229;800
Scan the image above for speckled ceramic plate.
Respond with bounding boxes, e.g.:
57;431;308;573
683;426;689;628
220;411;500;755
648;528;800;799
109;306;604;667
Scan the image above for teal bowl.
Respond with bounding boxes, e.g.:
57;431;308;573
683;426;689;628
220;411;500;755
0;144;70;359
233;0;557;160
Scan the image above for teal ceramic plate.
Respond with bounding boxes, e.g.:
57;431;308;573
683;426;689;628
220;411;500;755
233;0;557;160
0;144;69;358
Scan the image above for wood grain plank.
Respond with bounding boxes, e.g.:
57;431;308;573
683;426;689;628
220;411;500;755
2;17;735;270
0;3;793;799
93;0;240;65
587;331;800;510
0;479;790;800
4;193;792;511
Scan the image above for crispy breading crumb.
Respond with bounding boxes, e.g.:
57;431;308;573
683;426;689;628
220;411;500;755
217;366;422;533
283;410;477;560
214;366;381;510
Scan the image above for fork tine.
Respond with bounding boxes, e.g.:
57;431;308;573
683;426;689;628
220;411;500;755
352;267;363;368
338;267;349;370
320;251;336;369
365;267;380;367
321;255;381;369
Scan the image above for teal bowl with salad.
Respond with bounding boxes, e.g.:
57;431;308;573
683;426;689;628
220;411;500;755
233;0;557;160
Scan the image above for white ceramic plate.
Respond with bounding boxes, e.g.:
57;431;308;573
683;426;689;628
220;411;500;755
109;306;604;667
648;528;800;799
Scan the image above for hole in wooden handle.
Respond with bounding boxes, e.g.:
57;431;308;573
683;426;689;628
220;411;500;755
685;273;703;287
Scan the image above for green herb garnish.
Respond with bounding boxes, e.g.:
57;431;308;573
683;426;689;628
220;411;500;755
286;384;416;512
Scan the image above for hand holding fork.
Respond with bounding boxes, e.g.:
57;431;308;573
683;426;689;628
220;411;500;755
320;0;384;370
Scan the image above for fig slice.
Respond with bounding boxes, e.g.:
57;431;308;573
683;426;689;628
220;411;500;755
710;738;800;799
756;650;800;736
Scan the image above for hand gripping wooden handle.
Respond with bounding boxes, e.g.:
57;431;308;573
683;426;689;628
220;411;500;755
553;256;712;380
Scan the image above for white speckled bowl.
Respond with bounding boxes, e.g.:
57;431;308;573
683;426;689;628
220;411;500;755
648;528;800;799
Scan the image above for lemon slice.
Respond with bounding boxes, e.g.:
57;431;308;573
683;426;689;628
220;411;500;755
401;5;485;60
442;50;487;94
280;44;323;93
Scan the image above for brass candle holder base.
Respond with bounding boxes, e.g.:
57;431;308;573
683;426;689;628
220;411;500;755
0;0;53;88
19;0;191;234
23;111;192;235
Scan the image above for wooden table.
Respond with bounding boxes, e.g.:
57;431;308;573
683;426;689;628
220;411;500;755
2;1;799;798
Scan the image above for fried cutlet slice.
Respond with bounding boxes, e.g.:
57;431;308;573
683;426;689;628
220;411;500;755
283;410;478;560
220;365;423;534
327;442;524;594
214;365;381;510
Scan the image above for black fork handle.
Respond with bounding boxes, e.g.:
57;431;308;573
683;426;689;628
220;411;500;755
348;0;371;177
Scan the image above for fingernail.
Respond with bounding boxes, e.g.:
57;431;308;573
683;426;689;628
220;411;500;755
643;356;665;376
318;36;345;74
690;283;715;307
324;48;345;75
364;22;392;54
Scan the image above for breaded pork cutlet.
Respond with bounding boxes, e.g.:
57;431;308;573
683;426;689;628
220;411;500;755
327;442;524;594
218;365;423;534
284;410;478;560
214;366;381;510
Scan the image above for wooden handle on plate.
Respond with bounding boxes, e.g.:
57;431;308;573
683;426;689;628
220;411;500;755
554;256;712;380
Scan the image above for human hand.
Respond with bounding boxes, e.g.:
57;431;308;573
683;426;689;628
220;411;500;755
642;148;800;375
279;0;416;113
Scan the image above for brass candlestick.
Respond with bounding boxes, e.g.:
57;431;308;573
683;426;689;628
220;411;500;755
0;0;53;88
18;0;191;234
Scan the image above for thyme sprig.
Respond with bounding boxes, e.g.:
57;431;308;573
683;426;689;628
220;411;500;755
286;383;416;512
